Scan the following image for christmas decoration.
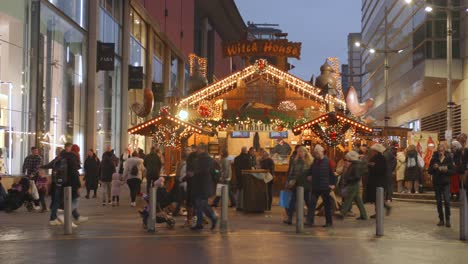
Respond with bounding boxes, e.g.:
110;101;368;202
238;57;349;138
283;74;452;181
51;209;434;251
254;59;268;74
278;101;297;112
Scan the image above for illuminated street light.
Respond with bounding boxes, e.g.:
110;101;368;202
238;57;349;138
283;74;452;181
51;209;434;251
424;6;433;12
404;0;412;3
178;110;189;120
355;42;361;47
369;48;376;54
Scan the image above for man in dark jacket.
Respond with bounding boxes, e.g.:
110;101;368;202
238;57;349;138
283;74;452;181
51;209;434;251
383;146;397;201
307;144;336;227
190;143;217;230
429;144;454;227
234;147;251;210
366;144;392;218
100;151;116;206
144;146;162;195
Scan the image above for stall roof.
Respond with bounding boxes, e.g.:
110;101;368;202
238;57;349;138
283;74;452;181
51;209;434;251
292;112;373;135
178;60;346;109
128;113;215;137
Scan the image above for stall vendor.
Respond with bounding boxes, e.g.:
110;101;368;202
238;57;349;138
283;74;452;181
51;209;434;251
272;139;292;156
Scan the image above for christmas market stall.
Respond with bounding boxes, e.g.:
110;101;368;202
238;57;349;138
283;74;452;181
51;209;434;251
127;108;214;178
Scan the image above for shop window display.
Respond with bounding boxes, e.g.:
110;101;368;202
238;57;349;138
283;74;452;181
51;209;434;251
38;5;87;164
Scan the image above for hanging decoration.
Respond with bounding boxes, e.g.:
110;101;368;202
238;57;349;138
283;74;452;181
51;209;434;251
159;106;170;115
197;100;213;118
151;126;179;148
277;101;297;112
254;58;268;74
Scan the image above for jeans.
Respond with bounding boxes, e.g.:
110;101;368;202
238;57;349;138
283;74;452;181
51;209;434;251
127;178;141;203
340;183;367;219
435;184;451;222
287;189;311;222
101;182;111;202
309;190;333;225
194;197;217;226
50;186;80;220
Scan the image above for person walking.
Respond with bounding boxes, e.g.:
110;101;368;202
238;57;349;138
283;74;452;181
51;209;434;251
336;151;368;220
404;145;424;193
383;145;397;201
284;146;313;225
428;144;454;227
111;172;124;206
123;151;145;207
84;149;100;199
260;150;275;210
100;150;116;206
366;143;392;218
234;146;251;210
190;143;217;230
451;140;464;201
144;146;162;195
41;147;63;210
307;144;336;227
212;149;237;208
395;148;406;193
184;145;198;226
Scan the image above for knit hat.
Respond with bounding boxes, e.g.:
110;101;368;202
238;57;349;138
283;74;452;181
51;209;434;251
345;151;360;161
370;143;385;153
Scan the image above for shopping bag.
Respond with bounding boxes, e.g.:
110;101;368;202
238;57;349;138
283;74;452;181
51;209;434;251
279;190;291;208
30;180;39;200
216;184;228;197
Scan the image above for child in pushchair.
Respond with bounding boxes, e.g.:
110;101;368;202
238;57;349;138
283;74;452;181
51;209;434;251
4;177;35;213
139;178;176;229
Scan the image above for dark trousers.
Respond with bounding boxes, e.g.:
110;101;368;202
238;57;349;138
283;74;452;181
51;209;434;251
127;178;142;203
267;181;274;210
146;176;155;195
112;196;120;202
287;189;311;222
435;184;451;222
38;190;47;210
309;190;333;225
194;197;217;226
50;186;80;220
86;187;97;197
212;183;236;207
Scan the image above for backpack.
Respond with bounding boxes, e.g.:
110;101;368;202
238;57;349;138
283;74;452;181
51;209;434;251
53;157;69;187
130;164;139;176
407;156;417;168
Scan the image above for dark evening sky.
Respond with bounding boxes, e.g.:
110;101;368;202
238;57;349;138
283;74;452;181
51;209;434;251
235;0;361;80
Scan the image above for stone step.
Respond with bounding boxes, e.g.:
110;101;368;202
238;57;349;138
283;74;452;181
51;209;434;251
393;192;436;201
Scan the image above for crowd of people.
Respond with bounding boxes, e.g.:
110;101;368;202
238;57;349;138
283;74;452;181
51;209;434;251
0;132;467;231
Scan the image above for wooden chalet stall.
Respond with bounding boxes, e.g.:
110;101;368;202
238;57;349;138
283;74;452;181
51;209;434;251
127;111;214;177
176;59;347;193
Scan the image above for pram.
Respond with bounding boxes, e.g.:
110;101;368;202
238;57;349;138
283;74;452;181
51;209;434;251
139;186;176;230
4;177;35;213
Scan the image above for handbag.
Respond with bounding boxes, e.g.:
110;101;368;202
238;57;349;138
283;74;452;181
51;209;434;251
279;190;291;208
30;180;39;200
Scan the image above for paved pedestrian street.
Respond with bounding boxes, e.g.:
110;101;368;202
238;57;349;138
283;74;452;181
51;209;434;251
0;188;467;264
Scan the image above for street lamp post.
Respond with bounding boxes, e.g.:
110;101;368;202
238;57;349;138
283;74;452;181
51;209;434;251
355;6;403;127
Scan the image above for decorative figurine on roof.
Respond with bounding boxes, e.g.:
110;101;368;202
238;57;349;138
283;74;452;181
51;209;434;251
345;86;374;117
315;61;337;97
131;88;154;117
187;57;208;94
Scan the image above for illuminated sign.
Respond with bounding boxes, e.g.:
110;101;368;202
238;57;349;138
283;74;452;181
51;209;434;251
223;40;302;59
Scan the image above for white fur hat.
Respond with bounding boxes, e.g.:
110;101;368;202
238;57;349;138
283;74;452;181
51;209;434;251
452;140;463;150
370;143;386;153
345;151;360;161
314;144;325;153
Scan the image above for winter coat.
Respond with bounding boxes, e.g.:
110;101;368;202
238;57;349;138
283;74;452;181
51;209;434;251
191;152;215;199
404;150;423;181
144;152;162;179
428;151;454;186
396;151;406;181
118;152;130;174
260;157;275;176
60;151;81;198
111;173;124;196
123;157;145;180
343;160;367;187
84;156;100;189
365;153;387;203
100;153;116;182
308;157;336;192
234;153;251;188
289;158;311;191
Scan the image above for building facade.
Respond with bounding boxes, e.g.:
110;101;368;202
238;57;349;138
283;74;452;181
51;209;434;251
347;33;362;99
359;0;467;140
0;0;246;175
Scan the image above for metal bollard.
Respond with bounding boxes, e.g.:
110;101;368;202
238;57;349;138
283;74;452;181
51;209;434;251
296;186;304;233
147;187;157;233
64;186;72;235
376;187;384;236
460;187;468;241
220;185;229;232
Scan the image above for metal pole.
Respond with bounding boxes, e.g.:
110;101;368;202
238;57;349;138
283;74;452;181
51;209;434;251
446;0;453;149
148;187;157;232
64;186;72;235
220;185;229;232
384;6;390;127
376;187;384;236
296;186;304;233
